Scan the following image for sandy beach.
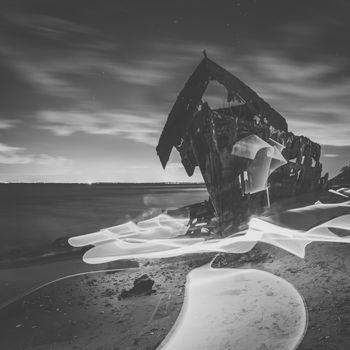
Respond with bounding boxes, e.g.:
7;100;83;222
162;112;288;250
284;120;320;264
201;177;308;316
1;184;349;349
0;238;349;350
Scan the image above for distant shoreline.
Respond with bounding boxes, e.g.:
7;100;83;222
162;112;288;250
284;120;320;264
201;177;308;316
0;182;206;185
0;183;209;268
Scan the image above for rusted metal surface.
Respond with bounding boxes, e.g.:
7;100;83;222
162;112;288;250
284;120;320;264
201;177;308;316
157;56;323;225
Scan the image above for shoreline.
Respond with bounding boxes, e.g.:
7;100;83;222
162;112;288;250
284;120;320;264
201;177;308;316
0;266;140;311
0;255;139;310
0;188;339;269
0;187;349;348
0;241;349;349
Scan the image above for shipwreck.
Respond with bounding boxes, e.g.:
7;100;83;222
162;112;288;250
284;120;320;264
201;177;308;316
157;54;324;228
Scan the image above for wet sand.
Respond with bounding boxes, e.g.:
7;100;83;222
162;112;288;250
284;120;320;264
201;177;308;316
0;258;193;350
0;241;349;350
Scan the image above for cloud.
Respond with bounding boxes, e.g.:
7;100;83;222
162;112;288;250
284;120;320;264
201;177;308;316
0;11;114;99
319;145;350;177
0;142;70;165
0;119;19;129
104;59;172;86
323;154;340;158
166;162;184;169
3;11;88;32
127;165;150;169
106;42;222;87
0;42;178;102
0;11;224;103
36;109;161;146
8;58;85;98
1;10;106;46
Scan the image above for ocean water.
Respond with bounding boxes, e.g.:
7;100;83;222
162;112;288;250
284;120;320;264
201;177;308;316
0;183;208;257
0;183;208;307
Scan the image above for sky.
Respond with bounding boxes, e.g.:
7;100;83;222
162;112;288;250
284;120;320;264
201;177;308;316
0;0;349;183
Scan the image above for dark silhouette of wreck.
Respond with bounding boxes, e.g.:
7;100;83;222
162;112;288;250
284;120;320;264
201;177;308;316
157;54;324;227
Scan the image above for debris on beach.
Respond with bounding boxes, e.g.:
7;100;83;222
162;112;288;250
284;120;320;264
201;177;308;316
119;274;155;299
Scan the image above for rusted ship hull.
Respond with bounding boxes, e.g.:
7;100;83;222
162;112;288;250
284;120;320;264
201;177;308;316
157;56;324;226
